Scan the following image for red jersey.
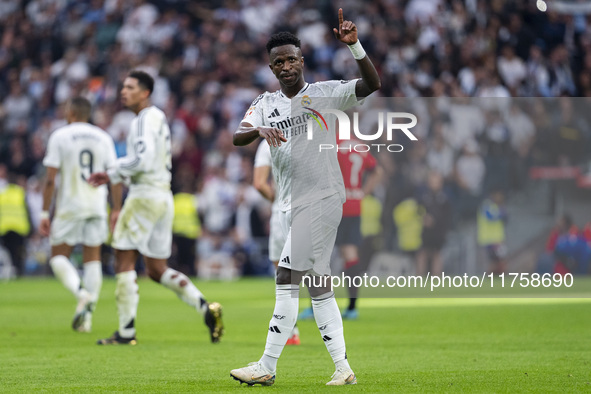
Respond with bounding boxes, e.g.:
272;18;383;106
337;139;377;217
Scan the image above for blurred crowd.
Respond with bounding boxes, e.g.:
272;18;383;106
1;0;591;277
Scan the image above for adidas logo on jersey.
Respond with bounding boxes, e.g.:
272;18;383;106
269;325;282;333
267;108;280;118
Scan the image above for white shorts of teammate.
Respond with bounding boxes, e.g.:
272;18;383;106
268;204;285;262
112;190;173;259
50;216;108;247
278;193;343;277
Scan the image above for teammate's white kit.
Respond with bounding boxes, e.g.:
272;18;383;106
107;105;173;259
254;141;284;262
242;80;362;275
43;122;117;246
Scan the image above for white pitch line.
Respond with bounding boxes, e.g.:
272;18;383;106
356;297;591;308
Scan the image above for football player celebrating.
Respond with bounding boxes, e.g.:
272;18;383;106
230;9;380;386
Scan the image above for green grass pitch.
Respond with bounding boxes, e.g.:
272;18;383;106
1;277;590;392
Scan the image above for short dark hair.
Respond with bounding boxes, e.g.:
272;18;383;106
68;97;92;121
128;70;154;95
266;31;301;54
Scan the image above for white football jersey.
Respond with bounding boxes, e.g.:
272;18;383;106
107;105;172;193
243;79;361;211
43;122;117;220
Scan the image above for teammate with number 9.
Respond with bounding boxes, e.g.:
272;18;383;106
41;96;121;333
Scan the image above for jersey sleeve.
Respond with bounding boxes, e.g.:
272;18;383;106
103;133;118;171
324;79;362;111
107;110;159;183
241;94;265;127
42;131;61;169
254;140;272;168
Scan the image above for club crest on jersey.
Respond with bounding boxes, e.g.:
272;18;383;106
301;95;311;106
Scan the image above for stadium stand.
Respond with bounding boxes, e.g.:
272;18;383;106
1;0;591;277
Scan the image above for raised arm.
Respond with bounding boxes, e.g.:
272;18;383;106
333;8;381;98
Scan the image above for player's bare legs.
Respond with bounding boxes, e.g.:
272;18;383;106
49;243;102;332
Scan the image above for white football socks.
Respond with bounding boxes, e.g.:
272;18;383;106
82;261;102;304
312;291;351;370
115;270;139;338
160;268;208;315
260;284;299;373
49;255;80;297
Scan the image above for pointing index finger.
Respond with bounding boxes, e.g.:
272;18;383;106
338;8;343;27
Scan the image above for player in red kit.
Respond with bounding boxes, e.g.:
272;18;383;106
335;138;382;319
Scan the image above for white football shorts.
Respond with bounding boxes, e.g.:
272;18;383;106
278;193;343;276
50;216;108;247
112;190;173;259
268;204;286;262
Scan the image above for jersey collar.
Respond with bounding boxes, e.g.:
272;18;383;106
279;83;309;99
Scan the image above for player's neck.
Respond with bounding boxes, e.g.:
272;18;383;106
67;118;85;124
132;101;151;115
280;80;306;98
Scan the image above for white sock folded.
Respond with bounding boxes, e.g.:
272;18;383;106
160;268;208;315
260;284;299;372
115;270;139;338
312;291;350;369
50;255;80;297
83;261;102;304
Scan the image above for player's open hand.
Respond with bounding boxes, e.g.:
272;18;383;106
88;172;110;187
333;8;358;45
39;218;51;237
258;126;287;147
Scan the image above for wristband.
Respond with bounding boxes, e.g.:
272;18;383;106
347;40;366;60
40;210;50;220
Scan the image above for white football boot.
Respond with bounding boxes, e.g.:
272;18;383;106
326;366;357;386
72;288;93;332
230;362;275;386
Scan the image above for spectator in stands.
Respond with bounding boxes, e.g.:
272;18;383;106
455;140;485;219
171;181;201;277
497;45;527;92
0;170;32;276
416;171;451;277
554;226;591;276
477;190;508;275
537;213;575;275
481;109;512;193
1;0;591;276
3;81;33;134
